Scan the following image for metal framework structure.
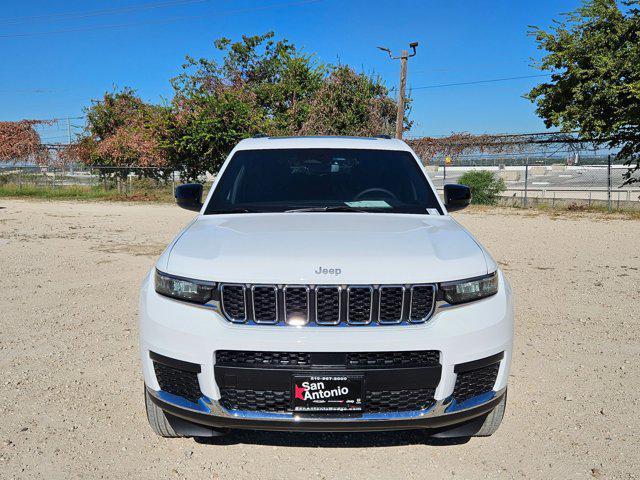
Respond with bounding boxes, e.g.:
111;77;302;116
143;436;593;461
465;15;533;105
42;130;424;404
407;131;617;164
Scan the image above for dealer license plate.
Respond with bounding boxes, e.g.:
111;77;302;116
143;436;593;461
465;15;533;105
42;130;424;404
292;375;363;412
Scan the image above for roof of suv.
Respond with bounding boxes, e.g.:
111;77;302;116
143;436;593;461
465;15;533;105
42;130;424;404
234;135;413;152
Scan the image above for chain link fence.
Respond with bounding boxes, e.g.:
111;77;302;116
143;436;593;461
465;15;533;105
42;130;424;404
426;153;639;211
2;155;639;210
0;165;182;194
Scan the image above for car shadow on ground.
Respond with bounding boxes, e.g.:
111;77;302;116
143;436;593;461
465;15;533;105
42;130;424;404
194;430;470;448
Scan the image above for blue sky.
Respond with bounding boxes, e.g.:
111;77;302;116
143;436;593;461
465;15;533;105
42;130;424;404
0;0;581;139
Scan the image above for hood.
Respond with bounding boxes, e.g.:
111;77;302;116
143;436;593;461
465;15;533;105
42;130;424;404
161;213;490;284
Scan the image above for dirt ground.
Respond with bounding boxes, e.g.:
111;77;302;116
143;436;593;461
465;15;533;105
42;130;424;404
0;199;638;480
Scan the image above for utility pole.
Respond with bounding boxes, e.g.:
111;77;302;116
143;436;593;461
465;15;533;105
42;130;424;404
66;116;72;145
378;42;419;139
66;116;73;174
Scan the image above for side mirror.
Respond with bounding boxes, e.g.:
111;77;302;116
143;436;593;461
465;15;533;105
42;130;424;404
175;183;203;212
444;184;471;212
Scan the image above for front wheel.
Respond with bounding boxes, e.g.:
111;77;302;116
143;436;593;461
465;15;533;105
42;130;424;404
473;390;507;437
144;388;182;438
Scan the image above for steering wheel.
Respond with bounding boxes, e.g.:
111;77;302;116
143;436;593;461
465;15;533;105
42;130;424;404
354;187;399;202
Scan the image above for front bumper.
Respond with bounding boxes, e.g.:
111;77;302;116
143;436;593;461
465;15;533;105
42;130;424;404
147;385;506;432
139;269;514;431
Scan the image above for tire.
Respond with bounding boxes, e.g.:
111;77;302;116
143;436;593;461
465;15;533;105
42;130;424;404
144;388;182;438
473;390;507;437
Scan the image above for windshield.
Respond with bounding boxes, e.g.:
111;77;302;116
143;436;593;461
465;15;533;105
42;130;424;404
205;148;442;214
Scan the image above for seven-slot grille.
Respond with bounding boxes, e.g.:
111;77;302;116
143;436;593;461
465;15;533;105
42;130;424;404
219;283;436;326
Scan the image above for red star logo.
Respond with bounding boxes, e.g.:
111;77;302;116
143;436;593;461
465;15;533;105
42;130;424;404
294;384;307;400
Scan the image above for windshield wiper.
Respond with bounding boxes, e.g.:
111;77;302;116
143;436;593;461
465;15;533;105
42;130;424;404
285;205;371;213
209;208;258;214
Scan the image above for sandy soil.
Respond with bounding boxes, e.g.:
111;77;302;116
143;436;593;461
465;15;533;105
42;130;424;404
0;200;638;480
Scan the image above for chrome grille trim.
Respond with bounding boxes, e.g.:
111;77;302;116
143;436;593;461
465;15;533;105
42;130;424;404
251;285;279;324
219;283;436;327
346;286;374;325
283;285;310;326
409;284;437;323
378;286;405;324
314;285;342;325
220;284;247;323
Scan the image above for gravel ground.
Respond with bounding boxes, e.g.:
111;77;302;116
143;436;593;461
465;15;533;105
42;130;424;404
0;200;638;480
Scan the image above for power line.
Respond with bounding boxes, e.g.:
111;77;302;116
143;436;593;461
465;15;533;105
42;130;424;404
5;116;86;122
0;0;208;26
0;0;321;38
411;73;551;90
0;89;61;94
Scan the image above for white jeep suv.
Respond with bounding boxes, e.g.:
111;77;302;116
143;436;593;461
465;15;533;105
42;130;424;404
139;136;514;439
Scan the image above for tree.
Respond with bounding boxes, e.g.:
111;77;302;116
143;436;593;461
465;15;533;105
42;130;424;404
169;87;264;180
168;32;325;179
82;88;169;168
69;88;171;188
0;120;49;164
71;33;403;181
300;66;398;136
168;33;400;179
526;0;640;184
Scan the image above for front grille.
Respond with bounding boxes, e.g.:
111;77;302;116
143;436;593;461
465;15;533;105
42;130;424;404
221;284;246;322
453;363;500;402
153;362;202;403
346;351;440;368
410;285;436;322
252;285;278;324
315;286;341;325
284;286;309;325
367;388;436;413
215;350;440;368
347;287;373;324
219;283;436;326
378;286;404;323
216;350;311;367
219;389;289;412
218;388;436;413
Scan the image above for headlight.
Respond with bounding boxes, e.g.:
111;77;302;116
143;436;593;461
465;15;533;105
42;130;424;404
154;269;217;304
439;272;498;304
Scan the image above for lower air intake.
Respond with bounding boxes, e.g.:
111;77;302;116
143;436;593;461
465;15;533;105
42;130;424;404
453;363;500;402
153;362;202;404
366;388;436;413
219;389;289;412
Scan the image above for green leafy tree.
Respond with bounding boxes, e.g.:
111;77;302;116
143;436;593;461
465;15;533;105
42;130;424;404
526;0;640;184
77;33;403;181
300;65;398;136
168;33;402;179
168;32;325;179
169;88;264;181
458;170;506;205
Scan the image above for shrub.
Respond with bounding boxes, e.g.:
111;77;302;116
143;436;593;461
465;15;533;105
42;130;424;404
458;170;506;205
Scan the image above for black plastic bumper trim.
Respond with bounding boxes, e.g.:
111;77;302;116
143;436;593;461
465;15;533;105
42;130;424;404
214;365;441;391
454;352;504;373
149;351;202;373
147;389;504;432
